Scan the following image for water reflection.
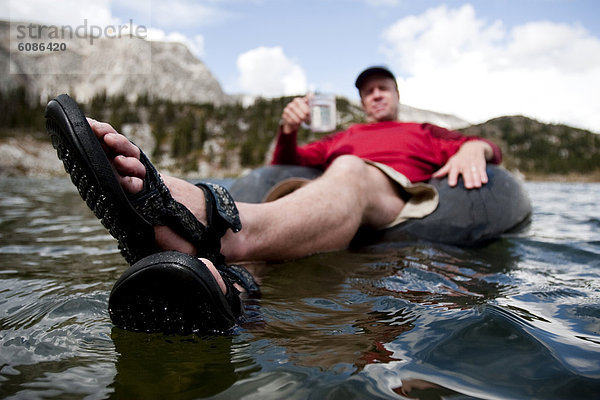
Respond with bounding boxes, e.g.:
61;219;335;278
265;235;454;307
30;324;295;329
366;304;600;399
242;241;517;372
235;236;600;399
110;330;246;399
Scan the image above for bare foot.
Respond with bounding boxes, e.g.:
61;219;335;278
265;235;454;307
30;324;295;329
86;118;228;294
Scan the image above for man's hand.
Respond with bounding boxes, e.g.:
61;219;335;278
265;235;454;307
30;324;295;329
432;140;493;189
281;96;310;134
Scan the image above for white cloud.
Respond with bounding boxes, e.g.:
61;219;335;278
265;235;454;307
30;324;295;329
237;46;308;97
9;0;234;31
6;0;118;26
147;28;205;58
382;4;600;132
3;0;209;58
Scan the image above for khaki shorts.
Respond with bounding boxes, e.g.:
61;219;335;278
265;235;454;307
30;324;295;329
263;160;439;229
365;161;438;228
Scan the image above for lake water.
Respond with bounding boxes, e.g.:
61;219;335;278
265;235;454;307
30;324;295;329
0;176;599;399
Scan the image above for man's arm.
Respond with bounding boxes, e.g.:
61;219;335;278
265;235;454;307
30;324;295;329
432;140;497;189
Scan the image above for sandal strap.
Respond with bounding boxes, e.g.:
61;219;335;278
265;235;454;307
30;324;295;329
198;182;242;234
129;151;242;262
217;264;261;299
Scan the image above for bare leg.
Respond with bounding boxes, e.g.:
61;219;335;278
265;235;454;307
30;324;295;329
224;155;405;261
88;120;405;262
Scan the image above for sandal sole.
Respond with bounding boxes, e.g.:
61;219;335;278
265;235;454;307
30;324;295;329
109;251;238;334
45;94;157;264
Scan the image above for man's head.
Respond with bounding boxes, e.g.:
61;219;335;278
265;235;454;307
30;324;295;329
355;66;400;122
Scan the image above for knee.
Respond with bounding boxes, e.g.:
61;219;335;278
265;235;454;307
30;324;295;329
326;155;369;178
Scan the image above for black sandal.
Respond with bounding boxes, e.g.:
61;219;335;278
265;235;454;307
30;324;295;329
46;94;258;333
45;94;240;265
108;251;258;334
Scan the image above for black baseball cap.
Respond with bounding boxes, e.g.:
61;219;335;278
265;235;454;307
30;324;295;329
355;66;396;90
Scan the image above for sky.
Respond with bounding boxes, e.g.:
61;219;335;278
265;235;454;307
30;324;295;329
3;0;600;132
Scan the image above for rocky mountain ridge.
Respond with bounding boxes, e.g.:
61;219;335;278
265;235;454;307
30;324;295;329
1;20;230;106
462;115;600;179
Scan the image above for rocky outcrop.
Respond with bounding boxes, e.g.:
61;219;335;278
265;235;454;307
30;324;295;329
0;20;230;105
0;136;63;176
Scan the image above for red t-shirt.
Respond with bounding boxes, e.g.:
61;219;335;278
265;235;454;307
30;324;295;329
271;121;502;182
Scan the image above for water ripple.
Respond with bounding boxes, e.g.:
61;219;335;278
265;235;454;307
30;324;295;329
0;178;599;399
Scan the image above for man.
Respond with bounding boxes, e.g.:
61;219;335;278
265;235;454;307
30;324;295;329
274;66;500;188
45;66;501;333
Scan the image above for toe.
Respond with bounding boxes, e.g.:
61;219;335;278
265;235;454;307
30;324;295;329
103;133;141;158
200;258;228;295
118;175;144;194
113;155;146;179
87;118;117;138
